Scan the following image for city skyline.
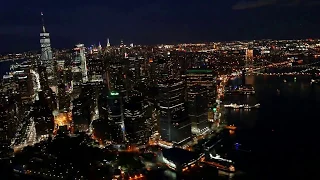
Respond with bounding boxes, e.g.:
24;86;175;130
1;0;320;52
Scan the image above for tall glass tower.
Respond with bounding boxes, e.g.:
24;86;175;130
39;13;56;93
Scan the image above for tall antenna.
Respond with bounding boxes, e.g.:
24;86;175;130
41;12;46;33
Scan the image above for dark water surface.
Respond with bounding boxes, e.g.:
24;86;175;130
224;75;319;180
0;59;25;77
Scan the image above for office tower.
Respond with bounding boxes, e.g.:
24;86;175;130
124;91;148;146
57;84;70;112
186;69;215;107
72;83;96;132
158;80;191;145
107;91;125;144
128;57;142;81
38;65;49;90
14;70;35;104
72;44;88;85
98;42;102;51
55;60;71;112
32;94;55;138
245;49;254;68
39;13;56;93
72;98;90;132
87;55;104;82
187;85;209;135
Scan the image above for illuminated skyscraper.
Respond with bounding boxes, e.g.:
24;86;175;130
187;85;209;135
87;56;104;82
245;49;254;68
32;96;54;138
158;80;191;145
73;44;88;84
39;13;56;93
124;91;148;145
186;69;215;107
14;71;34;104
107;91;125;144
106;38;111;47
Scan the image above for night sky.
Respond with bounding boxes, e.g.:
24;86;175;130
1;0;320;52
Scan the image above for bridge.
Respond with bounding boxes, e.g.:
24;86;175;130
230;60;320;76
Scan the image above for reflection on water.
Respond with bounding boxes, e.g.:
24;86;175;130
223;75;319;179
224;75;320;130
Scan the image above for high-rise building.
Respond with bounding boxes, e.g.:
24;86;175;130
187;85;209;135
186;69;215;107
14;70;34;104
158;80;191;145
32;95;54;138
72;98;90;132
107;91;125;144
106;38;111;47
39;13;56;93
124;91;148;146
87;56;104;82
38;65;49;90
72;44;88;85
245;49;254;68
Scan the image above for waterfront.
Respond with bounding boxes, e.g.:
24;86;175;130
145;74;320;179
224;75;318;179
1;57;317;179
0;59;25;77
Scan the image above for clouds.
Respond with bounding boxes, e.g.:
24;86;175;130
232;0;320;10
232;0;278;10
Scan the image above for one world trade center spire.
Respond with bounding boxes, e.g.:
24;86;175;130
40;12;57;93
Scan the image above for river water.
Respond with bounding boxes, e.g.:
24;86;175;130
0;59;26;77
224;75;319;179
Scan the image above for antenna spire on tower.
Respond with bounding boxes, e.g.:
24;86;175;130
107;38;110;47
41;12;46;33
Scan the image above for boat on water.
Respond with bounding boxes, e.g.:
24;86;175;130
283;79;287;83
224;103;260;109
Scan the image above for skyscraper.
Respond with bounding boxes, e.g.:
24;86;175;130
187;85;209;135
186;69;215;107
106;38;111;47
158;80;191;145
124;91;148;146
39;13;56;93
73;44;88;84
107;91;125;144
245;49;254;68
